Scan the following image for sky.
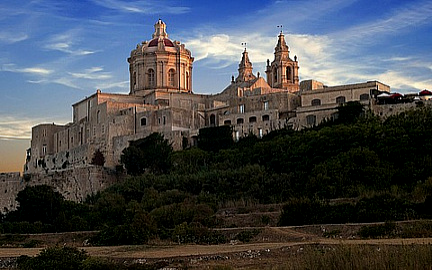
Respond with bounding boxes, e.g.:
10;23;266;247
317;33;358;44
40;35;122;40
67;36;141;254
1;0;431;172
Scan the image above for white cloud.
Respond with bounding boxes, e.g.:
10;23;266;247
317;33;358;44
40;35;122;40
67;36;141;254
1;64;53;75
44;32;96;56
0;116;36;139
91;0;190;14
333;1;432;45
0;32;28;44
70;67;112;80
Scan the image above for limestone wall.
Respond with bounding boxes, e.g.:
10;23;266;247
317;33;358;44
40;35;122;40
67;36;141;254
0;166;122;213
0;172;23;212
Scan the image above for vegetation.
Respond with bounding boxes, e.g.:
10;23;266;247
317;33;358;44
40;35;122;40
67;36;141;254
277;244;432;270
3;105;432;244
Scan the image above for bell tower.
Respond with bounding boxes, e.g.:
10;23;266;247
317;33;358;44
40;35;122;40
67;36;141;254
265;31;299;92
236;48;256;83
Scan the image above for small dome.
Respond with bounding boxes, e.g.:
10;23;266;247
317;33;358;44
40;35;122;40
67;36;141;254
148;38;175;47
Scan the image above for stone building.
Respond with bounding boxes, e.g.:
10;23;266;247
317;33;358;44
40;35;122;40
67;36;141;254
24;19;390;174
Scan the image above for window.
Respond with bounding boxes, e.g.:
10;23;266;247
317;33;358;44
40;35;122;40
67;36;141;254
102;125;105;134
262;115;270;121
168;69;176;87
186;72;190;90
224;120;231;125
97;110;100;124
163;116;166;125
306;115;316;126
311;99;321;106
273;68;277;83
210;114;216;126
148;69;155;87
239;104;245;114
42;144;47;156
237;118;244;124
140;117;147;126
264;101;269;110
133;71;137;86
360;93;369;101
258;128;263;138
249;116;257;123
286;66;292;82
93;127;96;137
336;96;346;104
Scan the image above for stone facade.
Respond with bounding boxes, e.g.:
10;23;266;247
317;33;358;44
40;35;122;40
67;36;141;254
24;19;393;175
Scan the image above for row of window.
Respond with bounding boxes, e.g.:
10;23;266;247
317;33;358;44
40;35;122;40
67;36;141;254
223;115;270;125
133;68;190;88
238;101;269;114
140;116;166;126
310;94;369;106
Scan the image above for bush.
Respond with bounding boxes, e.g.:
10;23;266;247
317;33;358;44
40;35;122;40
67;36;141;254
17;246;88;270
358;221;396;239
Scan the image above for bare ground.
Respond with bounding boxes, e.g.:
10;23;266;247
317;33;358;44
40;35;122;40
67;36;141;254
1;226;432;269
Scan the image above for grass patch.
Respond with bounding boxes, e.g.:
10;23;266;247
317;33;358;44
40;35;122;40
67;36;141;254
273;244;432;270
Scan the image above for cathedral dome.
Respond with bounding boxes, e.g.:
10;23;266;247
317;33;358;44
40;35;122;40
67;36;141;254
148;38;175;47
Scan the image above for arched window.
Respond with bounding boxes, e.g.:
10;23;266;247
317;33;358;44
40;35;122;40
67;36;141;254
249;116;257;123
148;69;155;87
168;69;176;87
311;99;321;106
273;68;278;84
237;118;244;124
97;110;100;124
336;96;346;104
224;120;231;125
262;115;270;121
140;117;147;126
286;66;292;82
306;115;316;126
360;93;369;101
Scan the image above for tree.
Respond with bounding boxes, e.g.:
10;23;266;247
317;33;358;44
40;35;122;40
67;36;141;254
198;125;233;152
121;133;173;175
8;185;65;224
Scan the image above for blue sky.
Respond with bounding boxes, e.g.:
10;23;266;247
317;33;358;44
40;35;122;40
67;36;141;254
1;0;432;172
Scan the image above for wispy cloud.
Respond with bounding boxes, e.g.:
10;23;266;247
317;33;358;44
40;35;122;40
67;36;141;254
0;32;28;44
91;0;190;14
1;64;53;75
70;67;112;80
44;32;96;56
0;116;36;140
333;1;432;44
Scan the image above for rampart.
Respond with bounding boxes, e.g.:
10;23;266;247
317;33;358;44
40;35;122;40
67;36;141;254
0;166;122;212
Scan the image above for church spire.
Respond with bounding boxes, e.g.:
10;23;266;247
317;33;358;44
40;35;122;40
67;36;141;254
236;48;256;82
152;19;169;39
275;32;289;59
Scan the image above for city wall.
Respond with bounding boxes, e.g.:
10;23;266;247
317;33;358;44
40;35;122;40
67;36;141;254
0;166;122;213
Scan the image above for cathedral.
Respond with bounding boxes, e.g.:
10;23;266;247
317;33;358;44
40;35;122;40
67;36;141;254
24;19;390;174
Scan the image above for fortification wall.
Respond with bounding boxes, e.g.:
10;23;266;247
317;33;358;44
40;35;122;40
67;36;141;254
0;166;122;212
0;172;23;212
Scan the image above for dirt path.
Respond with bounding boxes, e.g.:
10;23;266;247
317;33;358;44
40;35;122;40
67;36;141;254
2;237;432;259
